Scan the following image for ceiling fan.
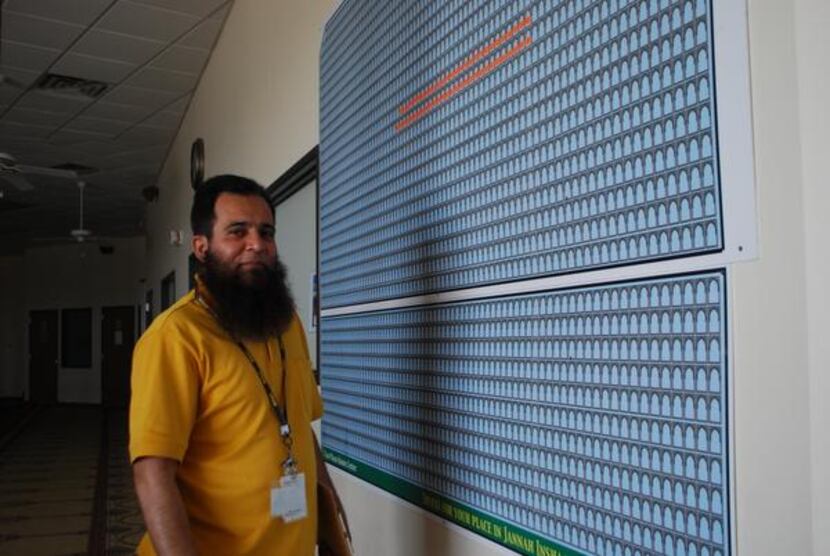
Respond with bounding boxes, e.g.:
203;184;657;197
69;181;95;242
0;152;80;191
30;181;100;245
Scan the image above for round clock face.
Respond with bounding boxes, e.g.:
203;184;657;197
190;138;205;189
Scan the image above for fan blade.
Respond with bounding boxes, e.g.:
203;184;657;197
70;228;93;241
0;173;34;191
31;237;75;243
17;165;78;179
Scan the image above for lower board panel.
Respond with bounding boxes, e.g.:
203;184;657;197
321;270;730;556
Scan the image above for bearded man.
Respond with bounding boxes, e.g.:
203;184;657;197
130;175;344;555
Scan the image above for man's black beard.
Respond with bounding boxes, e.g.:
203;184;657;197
200;251;296;341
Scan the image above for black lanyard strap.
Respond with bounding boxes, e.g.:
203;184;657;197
196;293;299;473
235;339;291;441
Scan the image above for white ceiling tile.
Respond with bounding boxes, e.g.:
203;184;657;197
0;0;212;246
125;67;197;94
4;0;113;27
0;85;25;106
128;0;230;19
90;158;130;172
151;45;210;75
66;116;133;136
47;150;102;169
164;95;191;114
9;146;83;168
211;4;231;23
104;168;162;185
102;85;180;109
2;107;68;127
0;137;44;154
119;125;174;147
52;53;136;84
49;128;111;146
15;91;91;114
72;30;166;66
0;88;19;105
0;40;61;71
106;146;168;166
96;2;199;43
69;140;133;158
83;101;155;123
0;66;42;89
179;17;224;49
1;12;86;51
140;110;182;130
0;121;54;139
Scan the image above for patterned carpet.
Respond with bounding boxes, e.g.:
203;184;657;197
102;410;144;554
0;399;39;448
0;405;145;555
0;406;100;555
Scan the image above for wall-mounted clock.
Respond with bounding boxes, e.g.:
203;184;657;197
190;138;205;189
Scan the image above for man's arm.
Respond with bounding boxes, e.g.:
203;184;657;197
314;434;350;536
133;456;198;556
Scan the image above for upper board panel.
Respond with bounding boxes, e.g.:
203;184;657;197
320;0;723;308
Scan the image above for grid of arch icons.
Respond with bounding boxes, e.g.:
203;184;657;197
320;0;723;309
321;272;729;556
319;0;731;554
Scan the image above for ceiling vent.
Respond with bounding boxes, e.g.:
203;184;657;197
34;73;109;99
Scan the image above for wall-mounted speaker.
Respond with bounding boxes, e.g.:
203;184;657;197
141;185;159;202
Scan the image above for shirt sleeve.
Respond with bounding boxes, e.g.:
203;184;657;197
290;313;324;421
129;320;200;464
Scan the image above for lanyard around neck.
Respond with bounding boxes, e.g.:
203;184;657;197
235;338;289;433
196;292;299;473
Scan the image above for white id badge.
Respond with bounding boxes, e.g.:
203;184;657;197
270;473;307;523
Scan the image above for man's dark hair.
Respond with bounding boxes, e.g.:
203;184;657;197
191;174;274;237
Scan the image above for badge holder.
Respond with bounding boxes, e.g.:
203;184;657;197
268;423;308;523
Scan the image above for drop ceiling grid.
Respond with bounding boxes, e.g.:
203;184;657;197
0;0;233;252
2;1;226;142
1;0;228;141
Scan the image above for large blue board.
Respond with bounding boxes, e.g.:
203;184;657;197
320;0;722;308
319;1;731;555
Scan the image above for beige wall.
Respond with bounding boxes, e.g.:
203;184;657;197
141;0;829;553
729;0;828;554
0;256;26;397
23;239;146;404
274;181;318;368
794;0;830;553
0;239;145;402
143;0;333;304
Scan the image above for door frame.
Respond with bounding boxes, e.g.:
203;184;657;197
101;305;136;408
28;309;59;404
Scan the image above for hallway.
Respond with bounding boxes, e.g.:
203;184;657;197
0;404;143;555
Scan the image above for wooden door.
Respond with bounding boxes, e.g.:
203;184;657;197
101;306;135;408
29;310;58;403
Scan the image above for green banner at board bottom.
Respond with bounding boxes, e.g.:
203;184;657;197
324;448;585;556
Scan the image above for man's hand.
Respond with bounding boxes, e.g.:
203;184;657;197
314;435;351;538
133;457;198;556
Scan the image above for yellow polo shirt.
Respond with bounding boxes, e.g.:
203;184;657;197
129;288;323;556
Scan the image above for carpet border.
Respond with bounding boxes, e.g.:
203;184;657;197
87;407;109;556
